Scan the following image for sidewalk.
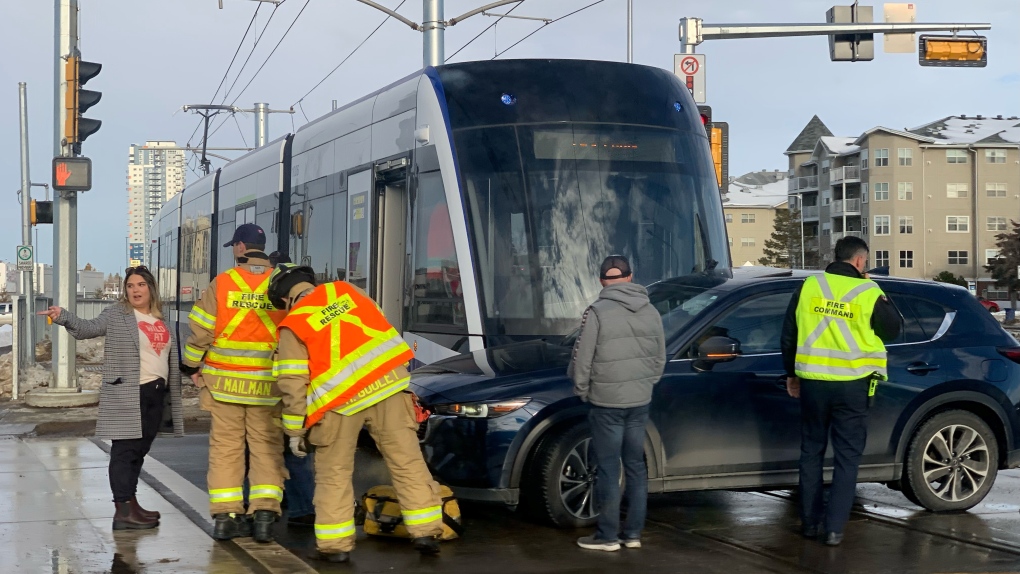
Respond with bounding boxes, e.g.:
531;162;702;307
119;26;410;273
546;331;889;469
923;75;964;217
0;435;253;573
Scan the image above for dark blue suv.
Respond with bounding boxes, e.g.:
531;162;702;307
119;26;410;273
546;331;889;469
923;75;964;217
410;268;1020;527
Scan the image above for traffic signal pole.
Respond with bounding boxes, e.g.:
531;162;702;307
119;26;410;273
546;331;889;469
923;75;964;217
18;83;35;367
28;0;97;406
53;0;78;393
679;19;991;53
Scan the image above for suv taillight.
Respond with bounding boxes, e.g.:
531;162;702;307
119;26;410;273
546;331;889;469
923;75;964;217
997;347;1020;364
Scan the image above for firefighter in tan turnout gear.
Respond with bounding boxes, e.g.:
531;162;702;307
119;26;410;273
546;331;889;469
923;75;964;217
267;263;445;564
180;223;288;542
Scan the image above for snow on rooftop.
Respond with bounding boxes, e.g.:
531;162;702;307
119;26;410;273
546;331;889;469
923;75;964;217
910;116;1020;144
820;136;860;156
724;178;789;208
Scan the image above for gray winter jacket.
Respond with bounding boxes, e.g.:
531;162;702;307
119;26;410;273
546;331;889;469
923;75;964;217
568;282;666;408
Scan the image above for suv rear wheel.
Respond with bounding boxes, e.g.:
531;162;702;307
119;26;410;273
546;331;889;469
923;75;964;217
902;410;998;512
522;424;599;528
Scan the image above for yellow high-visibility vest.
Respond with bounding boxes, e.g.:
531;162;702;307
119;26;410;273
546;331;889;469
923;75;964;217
794;273;888;382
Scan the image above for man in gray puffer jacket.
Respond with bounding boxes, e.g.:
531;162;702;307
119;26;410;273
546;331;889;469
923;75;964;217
568;255;666;552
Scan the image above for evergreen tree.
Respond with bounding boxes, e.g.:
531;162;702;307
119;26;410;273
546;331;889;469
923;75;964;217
759;208;803;268
932;271;967;287
984;219;1020;317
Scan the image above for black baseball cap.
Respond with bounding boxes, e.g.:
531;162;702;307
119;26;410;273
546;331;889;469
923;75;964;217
599;255;632;279
223;223;266;247
268;251;292;266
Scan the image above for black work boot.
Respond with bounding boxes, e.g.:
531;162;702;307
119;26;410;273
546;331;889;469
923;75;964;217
412;536;440;555
252;510;277;543
212;513;251;540
315;551;350;563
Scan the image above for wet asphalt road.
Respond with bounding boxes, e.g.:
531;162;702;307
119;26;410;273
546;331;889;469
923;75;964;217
147;434;1020;573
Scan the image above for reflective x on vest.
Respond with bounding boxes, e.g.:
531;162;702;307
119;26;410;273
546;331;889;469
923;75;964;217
279;282;414;425
206;268;285;373
794;274;887;381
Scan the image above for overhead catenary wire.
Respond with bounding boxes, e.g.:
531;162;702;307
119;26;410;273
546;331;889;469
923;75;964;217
291;0;409;111
219;0;285;105
186;3;263;150
202;0;310;145
228;0;311;107
446;1;524;62
233;113;250;148
492;0;605;59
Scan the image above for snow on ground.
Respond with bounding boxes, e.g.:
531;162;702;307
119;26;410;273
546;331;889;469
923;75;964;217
0;325;10;348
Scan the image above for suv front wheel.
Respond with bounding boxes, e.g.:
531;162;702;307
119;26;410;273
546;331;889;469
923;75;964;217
522;424;600;528
902;410;998;512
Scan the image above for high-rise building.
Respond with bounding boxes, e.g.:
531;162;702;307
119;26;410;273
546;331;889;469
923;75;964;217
787;114;1020;299
127;141;186;266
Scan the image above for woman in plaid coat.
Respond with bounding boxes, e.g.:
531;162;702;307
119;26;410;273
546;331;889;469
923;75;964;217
41;266;184;531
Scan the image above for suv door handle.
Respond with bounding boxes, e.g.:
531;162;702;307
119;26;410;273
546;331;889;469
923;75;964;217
906;362;940;374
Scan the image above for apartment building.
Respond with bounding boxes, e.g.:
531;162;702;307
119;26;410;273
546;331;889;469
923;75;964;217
787;114;1020;298
127;141;186;266
724;170;790;266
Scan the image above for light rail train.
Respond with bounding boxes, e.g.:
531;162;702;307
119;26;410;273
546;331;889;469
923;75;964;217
149;59;730;365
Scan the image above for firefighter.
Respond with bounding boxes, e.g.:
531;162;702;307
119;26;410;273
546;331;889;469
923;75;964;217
180;223;288;543
267;263;444;564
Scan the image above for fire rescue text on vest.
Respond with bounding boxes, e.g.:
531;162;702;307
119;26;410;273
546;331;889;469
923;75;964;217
227;292;275;310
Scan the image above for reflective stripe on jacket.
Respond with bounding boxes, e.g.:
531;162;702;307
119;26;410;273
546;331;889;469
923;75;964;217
277;281;414;425
794;273;888;381
202;265;286;405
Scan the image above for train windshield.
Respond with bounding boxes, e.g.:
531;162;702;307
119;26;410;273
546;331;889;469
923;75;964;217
455;123;729;340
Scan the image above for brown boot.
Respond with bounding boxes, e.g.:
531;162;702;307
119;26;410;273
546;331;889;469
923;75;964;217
130;497;160;520
113;500;158;530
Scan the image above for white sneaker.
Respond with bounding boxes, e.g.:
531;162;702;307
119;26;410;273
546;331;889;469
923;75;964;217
577;535;620;551
623;539;641;549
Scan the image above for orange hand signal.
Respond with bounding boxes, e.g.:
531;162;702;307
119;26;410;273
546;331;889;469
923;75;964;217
55;162;71;186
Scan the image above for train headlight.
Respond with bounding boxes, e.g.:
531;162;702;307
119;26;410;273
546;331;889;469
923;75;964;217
500;93;517;106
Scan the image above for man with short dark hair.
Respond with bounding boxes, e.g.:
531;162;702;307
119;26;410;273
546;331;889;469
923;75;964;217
781;236;900;546
569;255;666;552
180;223;288;542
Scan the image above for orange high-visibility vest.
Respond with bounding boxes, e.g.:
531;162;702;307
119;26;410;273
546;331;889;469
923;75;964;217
279;281;414;426
204;267;287;404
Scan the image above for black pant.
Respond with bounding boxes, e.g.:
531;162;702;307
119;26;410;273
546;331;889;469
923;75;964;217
109;379;168;502
799;377;869;535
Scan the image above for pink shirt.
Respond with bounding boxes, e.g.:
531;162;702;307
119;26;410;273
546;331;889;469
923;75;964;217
135;309;170;384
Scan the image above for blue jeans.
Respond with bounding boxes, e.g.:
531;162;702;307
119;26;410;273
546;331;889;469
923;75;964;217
284;449;315;518
589;404;650;542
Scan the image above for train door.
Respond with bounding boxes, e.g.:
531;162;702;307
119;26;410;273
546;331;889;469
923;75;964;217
374;157;409;327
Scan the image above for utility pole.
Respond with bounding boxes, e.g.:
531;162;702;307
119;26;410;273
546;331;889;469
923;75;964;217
627;0;633;63
254;102;268;148
355;0;523;67
18;83;35;366
53;0;77;392
240;103;293;148
422;0;444;67
29;0;97;405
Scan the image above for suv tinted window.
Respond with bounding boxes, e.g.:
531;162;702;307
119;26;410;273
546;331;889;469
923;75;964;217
885;293;948;344
690;291;793;357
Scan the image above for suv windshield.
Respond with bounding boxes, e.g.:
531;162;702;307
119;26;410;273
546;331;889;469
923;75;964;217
455;123;729;342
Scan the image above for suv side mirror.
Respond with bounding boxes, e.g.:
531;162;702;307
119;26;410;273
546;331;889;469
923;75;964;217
693;336;741;372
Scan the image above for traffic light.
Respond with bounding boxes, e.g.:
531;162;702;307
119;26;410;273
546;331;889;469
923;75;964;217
31;200;53;225
64;56;102;146
697;105;712;138
710;122;729;189
919;35;987;68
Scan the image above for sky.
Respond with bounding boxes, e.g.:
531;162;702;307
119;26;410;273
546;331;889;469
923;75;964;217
0;0;1017;276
